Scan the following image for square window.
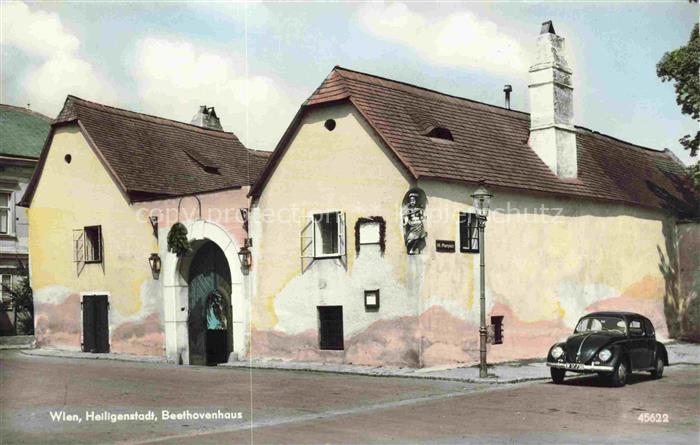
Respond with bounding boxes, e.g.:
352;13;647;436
318;306;344;350
84;226;102;263
459;212;479;253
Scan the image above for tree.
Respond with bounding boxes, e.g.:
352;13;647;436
1;261;34;335
656;23;699;158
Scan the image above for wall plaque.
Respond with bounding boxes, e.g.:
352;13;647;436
436;240;455;252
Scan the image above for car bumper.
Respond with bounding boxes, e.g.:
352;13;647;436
546;362;614;372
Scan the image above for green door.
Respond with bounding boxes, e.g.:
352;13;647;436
188;242;232;365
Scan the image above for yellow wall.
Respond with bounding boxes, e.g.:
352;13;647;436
253;103;420;363
252;102;678;367
29;125;162;354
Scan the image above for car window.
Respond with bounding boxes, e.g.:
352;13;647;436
629;319;644;337
643;319;655;337
575;317;626;334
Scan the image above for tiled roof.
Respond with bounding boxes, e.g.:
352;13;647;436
24;96;269;204
0;104;52;159
253;66;697;216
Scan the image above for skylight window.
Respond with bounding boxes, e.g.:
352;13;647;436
406;109;454;142
184;147;220;174
426;127;454;141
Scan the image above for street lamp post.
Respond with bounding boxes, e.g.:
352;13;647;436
471;181;492;379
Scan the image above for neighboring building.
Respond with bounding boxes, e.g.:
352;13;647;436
22;96;268;363
0;104;51;335
249;23;699;367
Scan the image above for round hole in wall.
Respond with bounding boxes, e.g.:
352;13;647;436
324;119;336;131
64;154;72;164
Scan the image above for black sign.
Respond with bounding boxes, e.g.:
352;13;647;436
435;240;455;252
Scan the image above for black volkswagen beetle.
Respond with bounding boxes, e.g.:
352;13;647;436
546;312;668;387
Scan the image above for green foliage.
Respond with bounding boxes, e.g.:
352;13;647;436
1;261;34;335
689;161;700;189
656;23;699;156
167;222;191;256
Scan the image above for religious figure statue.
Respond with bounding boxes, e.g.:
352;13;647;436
207;291;228;330
402;189;427;254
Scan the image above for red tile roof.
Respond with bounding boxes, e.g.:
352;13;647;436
23;96;270;205
252;67;697;216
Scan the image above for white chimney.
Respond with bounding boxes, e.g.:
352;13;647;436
528;21;577;179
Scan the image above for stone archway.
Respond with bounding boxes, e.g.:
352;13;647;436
161;220;246;365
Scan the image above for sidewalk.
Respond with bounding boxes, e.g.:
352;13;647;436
0;335;35;350
20;341;699;384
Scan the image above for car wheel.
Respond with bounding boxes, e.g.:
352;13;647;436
650;356;664;379
551;368;566;384
609;360;628;387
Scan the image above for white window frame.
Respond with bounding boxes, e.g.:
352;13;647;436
0;191;13;236
312;210;345;258
458;212;479;253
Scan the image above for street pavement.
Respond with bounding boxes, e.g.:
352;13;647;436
1;350;698;444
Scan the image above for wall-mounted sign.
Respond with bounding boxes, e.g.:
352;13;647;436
436;240;456;252
364;289;380;311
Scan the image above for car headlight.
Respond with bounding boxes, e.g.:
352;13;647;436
551;346;564;359
598;349;612;362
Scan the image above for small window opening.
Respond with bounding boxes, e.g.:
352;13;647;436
64;154;72;164
314;212;339;256
427;127;453;141
84;225;102;263
459;212;479;253
184;148;220;174
324;119;336;131
318;306;344;350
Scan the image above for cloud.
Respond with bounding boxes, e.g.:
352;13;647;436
0;1;115;115
1;1;79;58
358;2;528;75
132;37;298;150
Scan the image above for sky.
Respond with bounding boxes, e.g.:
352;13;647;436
1;1;697;164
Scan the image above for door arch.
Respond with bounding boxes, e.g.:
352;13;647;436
161;220;246;365
188;241;232;365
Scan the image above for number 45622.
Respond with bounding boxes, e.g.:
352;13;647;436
638;413;669;423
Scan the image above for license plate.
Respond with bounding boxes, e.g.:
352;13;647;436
563;363;584;370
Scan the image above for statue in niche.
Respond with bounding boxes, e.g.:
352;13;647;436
402;188;427;255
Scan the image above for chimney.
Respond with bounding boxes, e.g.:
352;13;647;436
191;105;223;131
528;20;577;179
503;85;512;109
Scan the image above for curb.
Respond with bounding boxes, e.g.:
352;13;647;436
0;344;35;350
20;349;167;364
218;361;550;384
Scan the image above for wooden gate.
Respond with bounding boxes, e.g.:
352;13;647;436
82;295;109;353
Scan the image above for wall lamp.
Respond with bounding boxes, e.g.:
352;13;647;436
148;253;161;280
238;241;252;274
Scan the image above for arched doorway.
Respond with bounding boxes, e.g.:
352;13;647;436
162;220;246;365
187;241;232;365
